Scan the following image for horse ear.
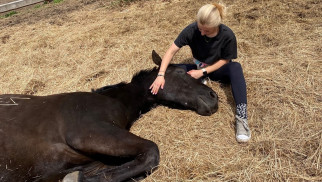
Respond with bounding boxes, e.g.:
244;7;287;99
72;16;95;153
152;50;162;66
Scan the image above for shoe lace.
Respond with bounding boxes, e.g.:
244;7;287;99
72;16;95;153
236;115;250;132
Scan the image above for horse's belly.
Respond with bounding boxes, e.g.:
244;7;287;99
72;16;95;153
0;142;91;181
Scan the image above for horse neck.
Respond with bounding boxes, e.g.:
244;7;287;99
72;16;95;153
119;83;152;108
100;82;154;123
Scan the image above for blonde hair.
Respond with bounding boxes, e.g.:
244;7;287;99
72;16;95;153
196;3;226;27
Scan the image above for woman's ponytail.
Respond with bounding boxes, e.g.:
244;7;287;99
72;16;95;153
213;2;225;20
197;3;226;27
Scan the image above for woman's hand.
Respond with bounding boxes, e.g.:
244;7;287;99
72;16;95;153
187;69;203;79
149;43;180;95
149;76;165;95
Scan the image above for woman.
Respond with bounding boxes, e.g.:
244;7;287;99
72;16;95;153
149;3;251;143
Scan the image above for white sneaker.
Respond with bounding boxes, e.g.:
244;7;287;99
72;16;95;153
235;115;251;143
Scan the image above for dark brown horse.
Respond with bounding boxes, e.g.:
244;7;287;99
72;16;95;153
0;51;218;182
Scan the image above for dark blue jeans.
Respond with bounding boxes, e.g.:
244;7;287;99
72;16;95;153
176;62;247;106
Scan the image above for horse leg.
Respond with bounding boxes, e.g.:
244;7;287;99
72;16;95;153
65;123;159;182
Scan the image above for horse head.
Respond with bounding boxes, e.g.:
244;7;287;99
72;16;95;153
150;50;218;116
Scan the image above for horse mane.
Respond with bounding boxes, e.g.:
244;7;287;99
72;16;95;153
92;82;127;94
130;67;158;84
131;64;178;83
92;67;158;94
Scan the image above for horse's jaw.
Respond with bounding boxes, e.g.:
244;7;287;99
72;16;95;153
196;96;218;116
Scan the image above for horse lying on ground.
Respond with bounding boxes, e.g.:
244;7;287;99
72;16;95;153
0;50;218;182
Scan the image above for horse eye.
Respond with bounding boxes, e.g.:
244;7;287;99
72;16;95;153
176;70;185;74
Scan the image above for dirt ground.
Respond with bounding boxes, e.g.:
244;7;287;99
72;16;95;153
0;0;321;181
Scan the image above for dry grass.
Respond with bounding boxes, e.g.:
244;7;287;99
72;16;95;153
0;0;321;181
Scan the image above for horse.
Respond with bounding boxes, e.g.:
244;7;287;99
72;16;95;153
0;50;218;182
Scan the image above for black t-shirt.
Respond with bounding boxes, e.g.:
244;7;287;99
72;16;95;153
174;22;237;65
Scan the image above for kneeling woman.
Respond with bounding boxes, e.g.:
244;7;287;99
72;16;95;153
150;3;251;143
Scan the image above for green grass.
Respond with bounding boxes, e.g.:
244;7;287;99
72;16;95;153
34;4;42;9
0;11;18;18
53;0;63;3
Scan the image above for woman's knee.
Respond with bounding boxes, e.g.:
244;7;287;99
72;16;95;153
229;62;242;71
227;62;243;75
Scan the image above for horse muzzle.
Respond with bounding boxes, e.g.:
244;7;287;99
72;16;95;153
196;92;218;116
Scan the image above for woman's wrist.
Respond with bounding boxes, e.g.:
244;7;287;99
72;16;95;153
158;70;165;76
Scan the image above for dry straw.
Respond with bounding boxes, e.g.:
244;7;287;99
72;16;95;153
0;0;321;181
